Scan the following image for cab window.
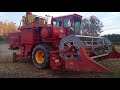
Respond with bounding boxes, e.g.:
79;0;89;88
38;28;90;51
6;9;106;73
73;16;81;35
64;17;72;28
53;18;62;26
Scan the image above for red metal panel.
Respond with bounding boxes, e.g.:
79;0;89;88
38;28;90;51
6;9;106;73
99;51;120;59
8;32;21;50
64;47;111;73
25;44;33;52
21;29;37;44
53;14;82;19
50;47;111;73
95;46;120;60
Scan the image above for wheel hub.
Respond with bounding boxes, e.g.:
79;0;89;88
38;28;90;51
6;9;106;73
35;51;45;64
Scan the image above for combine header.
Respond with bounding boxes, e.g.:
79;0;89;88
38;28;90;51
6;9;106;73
8;12;120;73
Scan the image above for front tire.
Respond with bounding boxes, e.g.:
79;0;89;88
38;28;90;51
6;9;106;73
32;44;50;69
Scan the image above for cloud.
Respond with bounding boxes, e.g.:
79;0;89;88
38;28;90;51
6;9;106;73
0;12;119;36
32;12;81;17
32;12;120;35
100;12;120;35
101;29;120;36
0;12;25;26
0;12;8;16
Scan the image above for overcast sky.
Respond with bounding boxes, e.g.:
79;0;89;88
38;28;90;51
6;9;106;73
0;12;120;36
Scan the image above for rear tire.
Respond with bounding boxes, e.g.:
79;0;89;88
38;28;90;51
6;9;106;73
32;44;50;69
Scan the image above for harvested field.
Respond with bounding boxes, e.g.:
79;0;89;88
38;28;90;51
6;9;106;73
0;44;120;78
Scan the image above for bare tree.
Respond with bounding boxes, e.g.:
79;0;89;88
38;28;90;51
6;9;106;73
89;15;103;36
80;15;103;36
80;18;91;35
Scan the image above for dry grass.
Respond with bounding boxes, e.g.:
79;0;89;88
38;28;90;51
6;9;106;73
114;45;120;52
0;44;120;78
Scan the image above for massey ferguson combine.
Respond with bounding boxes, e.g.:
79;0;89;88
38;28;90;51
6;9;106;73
8;12;120;73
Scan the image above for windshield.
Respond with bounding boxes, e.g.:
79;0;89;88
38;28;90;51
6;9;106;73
63;16;81;35
64;17;72;28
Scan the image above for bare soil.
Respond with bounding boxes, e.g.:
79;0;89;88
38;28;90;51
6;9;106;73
0;44;120;78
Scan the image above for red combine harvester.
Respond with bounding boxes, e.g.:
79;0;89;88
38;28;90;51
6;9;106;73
8;12;120;73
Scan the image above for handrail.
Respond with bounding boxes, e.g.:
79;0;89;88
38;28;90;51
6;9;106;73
76;35;104;39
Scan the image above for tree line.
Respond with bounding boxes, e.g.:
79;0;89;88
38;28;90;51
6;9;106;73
103;34;120;45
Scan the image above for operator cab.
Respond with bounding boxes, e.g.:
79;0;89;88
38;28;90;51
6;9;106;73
52;14;82;35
